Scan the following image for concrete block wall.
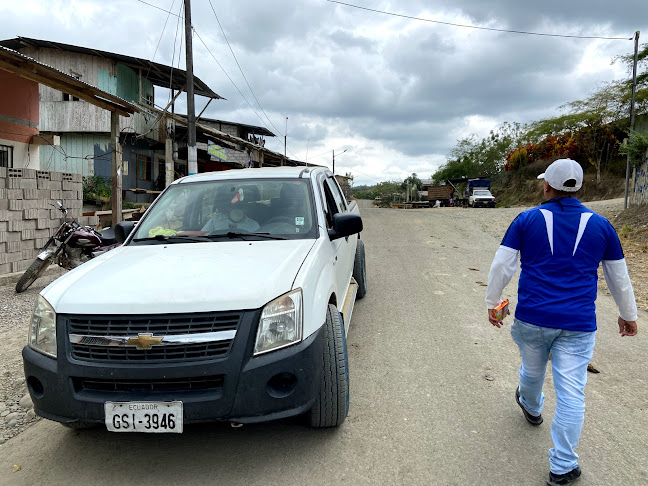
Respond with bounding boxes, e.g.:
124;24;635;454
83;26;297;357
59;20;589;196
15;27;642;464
0;168;99;276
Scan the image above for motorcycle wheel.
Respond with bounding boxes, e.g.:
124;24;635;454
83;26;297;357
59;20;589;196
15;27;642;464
15;257;52;293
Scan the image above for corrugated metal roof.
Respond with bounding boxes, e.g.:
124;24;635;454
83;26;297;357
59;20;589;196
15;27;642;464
176;114;274;138
0;45;138;116
196;116;275;137
0;37;222;99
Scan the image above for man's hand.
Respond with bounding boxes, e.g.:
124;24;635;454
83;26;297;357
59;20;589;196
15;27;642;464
488;308;510;328
618;317;638;337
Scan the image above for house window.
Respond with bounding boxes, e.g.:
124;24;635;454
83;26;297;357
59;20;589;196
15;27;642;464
137;154;151;181
0;145;13;168
63;73;81;101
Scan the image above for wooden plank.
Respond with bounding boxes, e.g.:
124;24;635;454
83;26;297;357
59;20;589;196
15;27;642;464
91;209;139;216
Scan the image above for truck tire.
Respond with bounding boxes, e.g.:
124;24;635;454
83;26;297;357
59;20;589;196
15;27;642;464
307;304;349;428
15;257;51;293
353;239;367;299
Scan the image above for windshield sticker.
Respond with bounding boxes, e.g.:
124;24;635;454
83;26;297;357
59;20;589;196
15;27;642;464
295;217;305;226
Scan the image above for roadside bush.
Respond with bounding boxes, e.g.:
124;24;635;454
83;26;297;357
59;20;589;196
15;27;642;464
83;175;111;202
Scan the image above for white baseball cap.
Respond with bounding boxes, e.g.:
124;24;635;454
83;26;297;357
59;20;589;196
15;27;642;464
537;158;583;192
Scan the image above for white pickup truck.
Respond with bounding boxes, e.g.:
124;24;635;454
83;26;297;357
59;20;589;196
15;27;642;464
23;166;366;431
468;189;496;208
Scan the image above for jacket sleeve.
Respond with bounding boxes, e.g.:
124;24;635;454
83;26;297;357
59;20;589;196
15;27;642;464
485;245;519;309
602;259;638;321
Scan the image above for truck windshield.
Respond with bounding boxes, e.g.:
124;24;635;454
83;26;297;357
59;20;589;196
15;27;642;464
473;190;491;196
131;178;318;243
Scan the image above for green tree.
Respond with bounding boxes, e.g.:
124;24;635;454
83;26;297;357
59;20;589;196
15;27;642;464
402;173;422;201
351;180;403;202
433;122;521;183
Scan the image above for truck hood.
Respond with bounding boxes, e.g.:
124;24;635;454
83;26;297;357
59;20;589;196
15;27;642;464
42;239;316;314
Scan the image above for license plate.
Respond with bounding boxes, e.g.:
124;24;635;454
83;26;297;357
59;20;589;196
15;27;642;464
104;401;183;433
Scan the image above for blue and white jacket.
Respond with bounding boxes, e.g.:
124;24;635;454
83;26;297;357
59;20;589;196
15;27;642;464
486;197;637;331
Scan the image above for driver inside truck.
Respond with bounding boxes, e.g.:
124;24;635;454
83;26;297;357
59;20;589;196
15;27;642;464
201;187;260;234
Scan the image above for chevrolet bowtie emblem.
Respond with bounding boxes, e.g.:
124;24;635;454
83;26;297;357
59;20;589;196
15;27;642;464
126;333;164;349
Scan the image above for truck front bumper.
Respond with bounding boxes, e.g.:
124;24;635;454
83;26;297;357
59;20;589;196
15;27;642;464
473;200;495;207
23;310;324;426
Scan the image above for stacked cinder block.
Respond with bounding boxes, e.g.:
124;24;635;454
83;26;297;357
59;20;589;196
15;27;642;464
0;168;99;276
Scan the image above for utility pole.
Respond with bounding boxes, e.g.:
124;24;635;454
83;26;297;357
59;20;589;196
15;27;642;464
284;116;287;165
110;111;122;225
332;149;346;175
184;0;197;176
624;30;640;209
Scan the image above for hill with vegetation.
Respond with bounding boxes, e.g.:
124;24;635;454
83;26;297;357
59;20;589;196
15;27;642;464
430;42;648;207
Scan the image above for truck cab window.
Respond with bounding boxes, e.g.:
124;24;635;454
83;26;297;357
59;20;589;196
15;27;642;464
322;181;339;228
326;178;347;214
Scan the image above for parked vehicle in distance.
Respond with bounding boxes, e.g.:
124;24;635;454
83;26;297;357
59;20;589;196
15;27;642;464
469;189;496;207
427;185;453;207
23;167;367;432
15;201;118;293
466;179;496;208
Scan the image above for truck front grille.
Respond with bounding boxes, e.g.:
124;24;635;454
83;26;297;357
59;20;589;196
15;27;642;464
68;312;241;336
71;341;232;362
72;375;225;393
66;312;242;363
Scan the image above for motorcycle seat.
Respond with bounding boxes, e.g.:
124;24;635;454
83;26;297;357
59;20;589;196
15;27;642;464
99;227;117;245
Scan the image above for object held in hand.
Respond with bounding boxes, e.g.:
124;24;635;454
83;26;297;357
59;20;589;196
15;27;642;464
494;299;509;321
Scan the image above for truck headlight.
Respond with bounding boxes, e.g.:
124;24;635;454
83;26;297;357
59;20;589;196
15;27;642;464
28;295;57;358
254;289;303;355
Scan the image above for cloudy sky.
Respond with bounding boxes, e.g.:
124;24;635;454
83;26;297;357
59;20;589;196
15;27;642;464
1;0;646;184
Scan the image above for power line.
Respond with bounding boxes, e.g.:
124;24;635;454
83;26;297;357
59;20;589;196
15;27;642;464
192;27;302;161
327;0;633;41
309;147;347;160
144;0;177;82
207;0;285;138
191;29;274;132
334;163;382;183
137;0;182;18
137;0;301;160
168;1;184;105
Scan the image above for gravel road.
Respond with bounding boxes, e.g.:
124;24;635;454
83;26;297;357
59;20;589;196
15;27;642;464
0;198;645;485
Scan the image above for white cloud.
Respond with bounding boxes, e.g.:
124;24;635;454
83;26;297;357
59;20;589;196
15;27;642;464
1;0;644;186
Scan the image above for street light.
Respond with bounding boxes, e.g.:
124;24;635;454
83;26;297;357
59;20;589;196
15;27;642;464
332;149;347;175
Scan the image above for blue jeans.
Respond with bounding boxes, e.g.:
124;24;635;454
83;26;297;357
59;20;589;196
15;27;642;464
510;318;596;474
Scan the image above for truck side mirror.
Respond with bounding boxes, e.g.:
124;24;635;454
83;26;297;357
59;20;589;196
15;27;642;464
328;213;363;240
115;221;136;243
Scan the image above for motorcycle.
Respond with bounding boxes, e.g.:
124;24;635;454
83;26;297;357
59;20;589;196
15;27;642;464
15;201;119;293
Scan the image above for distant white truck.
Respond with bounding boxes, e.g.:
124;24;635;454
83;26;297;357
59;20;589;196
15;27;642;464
23;167;366;432
469;189;496;207
466;178;496;208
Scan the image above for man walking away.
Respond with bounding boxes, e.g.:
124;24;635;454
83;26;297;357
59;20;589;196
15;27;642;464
485;158;638;485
